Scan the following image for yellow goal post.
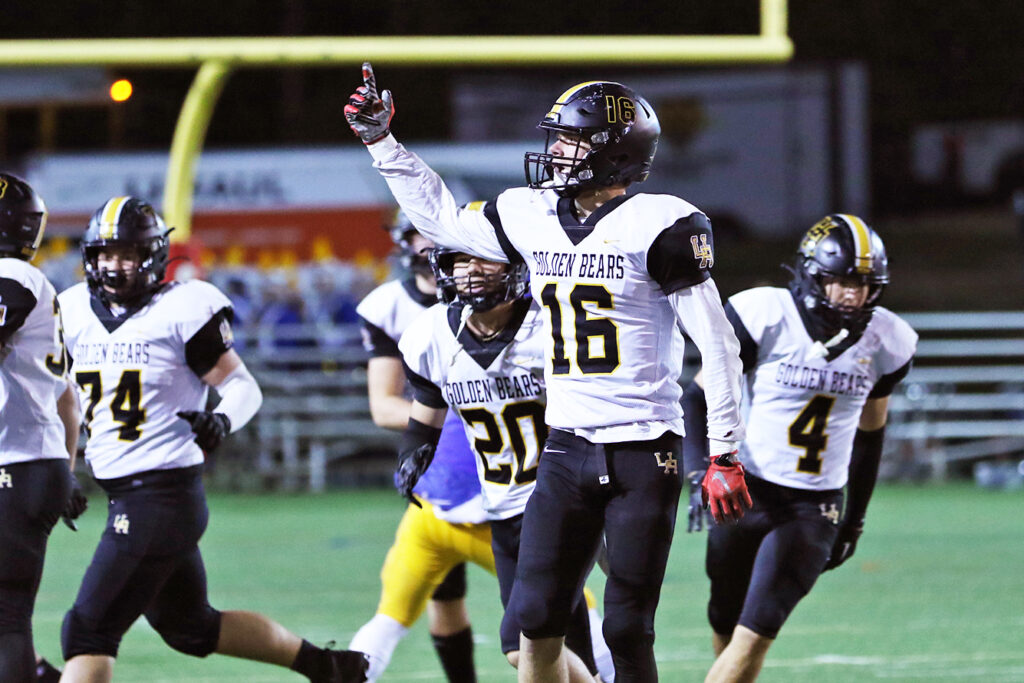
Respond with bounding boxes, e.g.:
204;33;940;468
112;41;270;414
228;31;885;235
0;0;791;239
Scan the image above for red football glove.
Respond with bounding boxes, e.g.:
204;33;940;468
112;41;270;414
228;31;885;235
701;452;753;523
344;62;394;144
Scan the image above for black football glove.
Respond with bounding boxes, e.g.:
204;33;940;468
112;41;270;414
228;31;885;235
344;62;394;144
686;470;712;532
824;523;863;571
176;411;232;453
396;443;435;509
62;472;88;531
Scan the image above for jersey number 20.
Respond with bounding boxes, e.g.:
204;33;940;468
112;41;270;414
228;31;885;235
460;400;546;486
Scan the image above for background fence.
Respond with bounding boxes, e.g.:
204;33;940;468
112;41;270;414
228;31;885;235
223;310;1024;492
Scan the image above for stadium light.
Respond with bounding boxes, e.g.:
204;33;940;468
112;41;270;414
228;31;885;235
109;78;133;102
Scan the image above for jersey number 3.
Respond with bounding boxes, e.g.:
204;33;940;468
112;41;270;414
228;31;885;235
540;282;620;375
788;394;836;474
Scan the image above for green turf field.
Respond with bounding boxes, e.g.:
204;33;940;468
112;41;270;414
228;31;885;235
32;482;1024;682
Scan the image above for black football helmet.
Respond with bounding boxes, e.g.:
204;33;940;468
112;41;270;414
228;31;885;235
82;196;171;305
0;173;48;261
788;214;889;339
386;208;432;276
524;81;660;198
429;247;529;313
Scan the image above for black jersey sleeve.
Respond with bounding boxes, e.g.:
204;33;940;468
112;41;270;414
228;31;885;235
646;212;715;295
359;317;401;357
0;277;38;346
869;358;913;398
402;360;447;409
184;306;234;378
482;199;524;264
724;301;759;374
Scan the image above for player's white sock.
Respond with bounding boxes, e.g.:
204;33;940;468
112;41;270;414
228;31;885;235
588;606;615;682
349;613;409;682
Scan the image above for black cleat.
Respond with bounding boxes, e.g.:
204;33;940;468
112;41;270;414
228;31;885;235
316;646;369;683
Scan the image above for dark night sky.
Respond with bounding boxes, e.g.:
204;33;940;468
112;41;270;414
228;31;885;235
1;0;1022;213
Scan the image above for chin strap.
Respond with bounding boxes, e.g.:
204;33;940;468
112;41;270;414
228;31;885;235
448;304;474;367
807;328;849;360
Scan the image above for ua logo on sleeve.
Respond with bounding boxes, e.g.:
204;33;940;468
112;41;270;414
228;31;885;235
0;468;12;488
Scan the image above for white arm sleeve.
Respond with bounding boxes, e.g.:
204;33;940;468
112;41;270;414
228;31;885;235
214;364;263;433
366;134;509;262
670;278;746;452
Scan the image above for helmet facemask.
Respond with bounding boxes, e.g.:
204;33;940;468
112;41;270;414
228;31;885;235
525;127;606;198
429;248;529;313
84;239;169;306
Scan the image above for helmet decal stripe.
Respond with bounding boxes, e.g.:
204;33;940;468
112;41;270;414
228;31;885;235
547;81;609;119
98;196;131;239
555;81;606;104
839;213;872;274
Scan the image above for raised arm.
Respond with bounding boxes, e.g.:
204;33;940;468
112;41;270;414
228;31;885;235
345;62;508;262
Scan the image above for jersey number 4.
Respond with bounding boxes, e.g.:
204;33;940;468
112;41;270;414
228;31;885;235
76;370;147;441
460;400;546;486
540;282;620;375
788;394;836;474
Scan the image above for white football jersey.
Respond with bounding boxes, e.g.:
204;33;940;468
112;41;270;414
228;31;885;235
356;278;436;357
0;258;69;465
369;140;741;443
730;287;917;490
400;299;547;520
59;280;233;479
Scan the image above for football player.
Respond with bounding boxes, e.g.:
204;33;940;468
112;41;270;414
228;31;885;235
0;173;85;683
350;211;489;683
57;197;368;683
681;215;917;682
397;247;608;681
347;65;749;682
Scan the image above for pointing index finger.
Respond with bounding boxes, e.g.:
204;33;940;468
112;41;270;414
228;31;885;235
362;62;378;98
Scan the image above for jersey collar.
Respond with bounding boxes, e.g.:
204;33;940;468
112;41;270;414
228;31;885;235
89;285;163;333
446;297;532;369
400;276;438;308
787;288;866;361
556;194;634;246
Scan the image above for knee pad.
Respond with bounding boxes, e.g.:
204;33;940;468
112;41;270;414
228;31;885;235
61;608;121;660
511;588;564;641
601;606;652;656
148;606;221;658
707;600;740;637
0;584;33;635
0;631;35;683
431;563;467;602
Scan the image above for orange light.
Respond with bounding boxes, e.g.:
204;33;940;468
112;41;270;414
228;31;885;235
109;79;133;102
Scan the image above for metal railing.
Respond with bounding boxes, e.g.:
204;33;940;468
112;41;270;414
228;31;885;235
235;311;1024;490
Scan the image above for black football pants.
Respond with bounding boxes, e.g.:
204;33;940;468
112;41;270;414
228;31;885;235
509;428;682;683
